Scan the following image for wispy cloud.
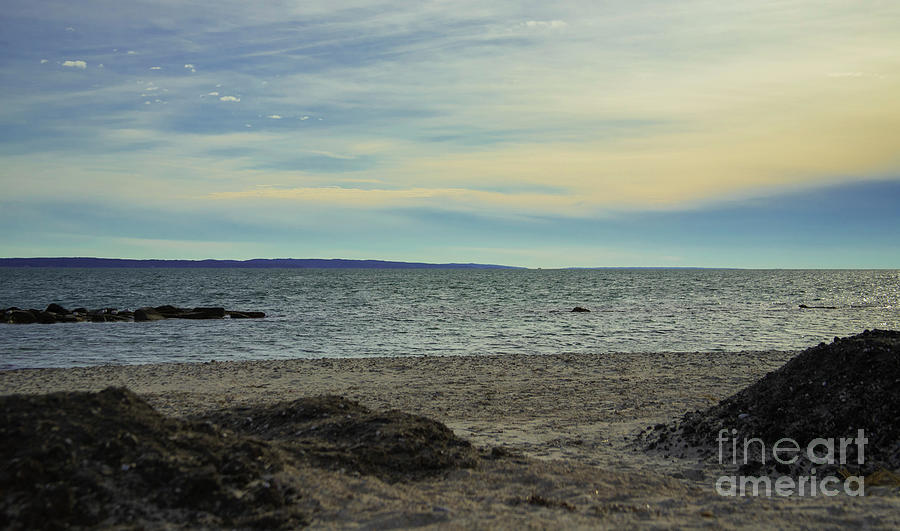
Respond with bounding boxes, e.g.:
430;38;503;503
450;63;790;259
219;96;240;102
523;20;566;29
307;150;358;160
61;60;87;69
208;185;581;214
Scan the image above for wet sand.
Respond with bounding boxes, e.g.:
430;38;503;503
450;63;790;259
2;351;899;529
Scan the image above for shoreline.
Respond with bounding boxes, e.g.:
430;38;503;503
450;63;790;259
0;350;795;420
3;350;899;528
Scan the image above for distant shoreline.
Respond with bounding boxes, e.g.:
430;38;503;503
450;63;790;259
0;257;520;269
1;258;891;270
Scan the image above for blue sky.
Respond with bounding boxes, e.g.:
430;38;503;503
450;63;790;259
1;1;898;268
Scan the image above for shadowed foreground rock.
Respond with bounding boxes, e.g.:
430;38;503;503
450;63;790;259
641;329;900;477
1;304;265;324
1;389;477;529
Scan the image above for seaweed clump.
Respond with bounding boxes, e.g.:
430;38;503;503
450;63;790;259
1;389;479;528
201;395;479;482
0;387;307;529
643;330;900;477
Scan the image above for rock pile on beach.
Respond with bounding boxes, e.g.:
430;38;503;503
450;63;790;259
1;304;265;324
1;388;476;529
641;330;900;477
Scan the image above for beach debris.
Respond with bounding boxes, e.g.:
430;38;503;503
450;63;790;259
591;502;661;517
1;304;266;324
511;493;576;512
1;388;481;528
641;329;900;477
0;388;307;529
859;469;900;487
200;395;479;482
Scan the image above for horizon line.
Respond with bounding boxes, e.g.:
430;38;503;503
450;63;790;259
0;257;896;271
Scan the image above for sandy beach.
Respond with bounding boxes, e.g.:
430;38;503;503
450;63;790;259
3;349;899;529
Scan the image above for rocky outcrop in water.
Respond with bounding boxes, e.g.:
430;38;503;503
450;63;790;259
1;304;266;324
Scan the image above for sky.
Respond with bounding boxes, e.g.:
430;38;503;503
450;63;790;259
1;0;898;268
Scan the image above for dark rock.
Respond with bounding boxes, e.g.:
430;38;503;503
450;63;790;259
177;307;226;319
72;307;88;314
45;303;70;314
193;307;226;317
90;314;131;323
134;307;166;322
177;312;221;320
31;311;58;324
8;310;37;324
87;308;115;316
43;311;64;323
228;311;266;319
571;306;590;312
153;305;186;317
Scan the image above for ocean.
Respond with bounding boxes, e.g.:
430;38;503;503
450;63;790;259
1;268;897;369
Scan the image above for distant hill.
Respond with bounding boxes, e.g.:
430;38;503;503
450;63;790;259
0;257;521;269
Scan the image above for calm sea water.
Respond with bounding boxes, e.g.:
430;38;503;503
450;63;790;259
1;268;898;369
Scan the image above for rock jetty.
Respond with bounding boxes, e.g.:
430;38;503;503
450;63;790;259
1;304;265;324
